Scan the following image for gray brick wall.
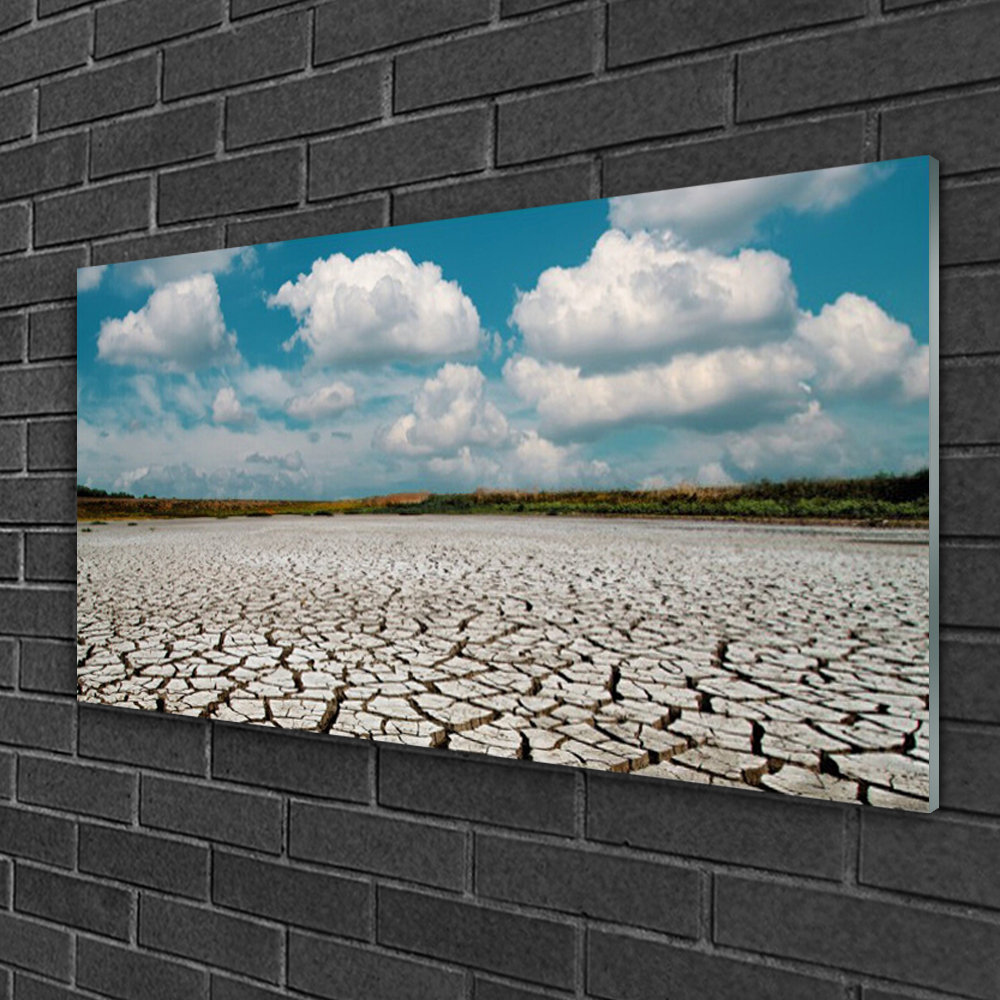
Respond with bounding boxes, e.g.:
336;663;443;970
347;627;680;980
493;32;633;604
0;1;997;997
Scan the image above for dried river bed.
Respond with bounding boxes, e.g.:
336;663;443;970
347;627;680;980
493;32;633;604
77;515;931;807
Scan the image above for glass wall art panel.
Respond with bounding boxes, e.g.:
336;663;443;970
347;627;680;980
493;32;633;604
77;156;939;810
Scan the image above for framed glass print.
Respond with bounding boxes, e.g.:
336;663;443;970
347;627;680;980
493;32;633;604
77;156;938;810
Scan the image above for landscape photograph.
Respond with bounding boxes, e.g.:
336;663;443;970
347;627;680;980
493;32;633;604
77;157;937;809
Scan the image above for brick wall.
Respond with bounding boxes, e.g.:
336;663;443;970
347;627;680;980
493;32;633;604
1;1;998;997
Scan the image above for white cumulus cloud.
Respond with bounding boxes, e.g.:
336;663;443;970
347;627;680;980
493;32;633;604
504;342;813;441
423;432;610;490
212;386;255;427
901;344;930;401
112;460;304;500
507;275;926;441
723;401;846;479
269;248;484;366
126;246;257;288
287;382;356;421
78;265;107;292
511;229;797;370
97;274;239;372
509;431;610;488
426;446;501;484
237;366;295;409
641;463;735;489
694;462;734;486
609;164;878;250
379;364;509;457
797;292;926;395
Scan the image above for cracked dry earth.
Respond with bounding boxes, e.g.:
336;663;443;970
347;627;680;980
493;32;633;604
77;515;931;809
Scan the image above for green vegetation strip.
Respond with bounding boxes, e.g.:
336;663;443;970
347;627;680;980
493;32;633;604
78;471;929;524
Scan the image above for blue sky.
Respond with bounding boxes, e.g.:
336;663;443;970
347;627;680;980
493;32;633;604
77;157;932;500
